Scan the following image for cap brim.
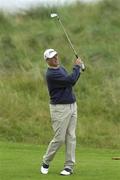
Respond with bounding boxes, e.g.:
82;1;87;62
47;51;57;59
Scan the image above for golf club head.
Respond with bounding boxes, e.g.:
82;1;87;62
50;13;59;18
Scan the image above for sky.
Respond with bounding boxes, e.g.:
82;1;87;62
0;0;100;13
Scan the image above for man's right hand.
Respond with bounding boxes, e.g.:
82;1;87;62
75;58;85;71
75;58;83;66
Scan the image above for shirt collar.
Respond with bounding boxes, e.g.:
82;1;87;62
48;65;60;69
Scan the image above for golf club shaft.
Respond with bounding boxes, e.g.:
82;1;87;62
57;17;85;71
58;18;78;58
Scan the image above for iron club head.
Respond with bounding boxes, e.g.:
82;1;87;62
50;13;59;18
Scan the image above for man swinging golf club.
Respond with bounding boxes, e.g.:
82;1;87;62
40;48;84;176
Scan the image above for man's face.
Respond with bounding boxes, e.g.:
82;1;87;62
47;54;59;67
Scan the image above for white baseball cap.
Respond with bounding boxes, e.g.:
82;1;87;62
44;49;57;60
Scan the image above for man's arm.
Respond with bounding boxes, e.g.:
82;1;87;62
47;58;83;88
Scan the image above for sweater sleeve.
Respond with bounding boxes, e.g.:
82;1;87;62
47;65;81;88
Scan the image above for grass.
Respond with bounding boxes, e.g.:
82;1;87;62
0;0;120;147
0;141;120;180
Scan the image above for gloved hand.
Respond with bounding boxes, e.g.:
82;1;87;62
75;58;85;71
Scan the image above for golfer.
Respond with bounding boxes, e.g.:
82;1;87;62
41;48;84;176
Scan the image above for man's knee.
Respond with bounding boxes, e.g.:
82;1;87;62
53;136;65;145
66;133;76;142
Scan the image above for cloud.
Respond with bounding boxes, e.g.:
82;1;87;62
0;0;100;13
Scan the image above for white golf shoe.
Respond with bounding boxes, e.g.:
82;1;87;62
40;163;49;175
60;168;73;176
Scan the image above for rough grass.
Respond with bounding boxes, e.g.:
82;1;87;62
0;0;120;148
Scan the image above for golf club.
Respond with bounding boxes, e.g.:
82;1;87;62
50;13;85;71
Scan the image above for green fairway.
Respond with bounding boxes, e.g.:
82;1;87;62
0;141;120;180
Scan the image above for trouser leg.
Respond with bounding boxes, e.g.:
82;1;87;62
42;104;71;165
64;103;77;170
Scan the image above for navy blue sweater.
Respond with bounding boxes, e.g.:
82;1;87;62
46;65;81;104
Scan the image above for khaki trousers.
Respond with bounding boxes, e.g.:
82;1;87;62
42;102;77;170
